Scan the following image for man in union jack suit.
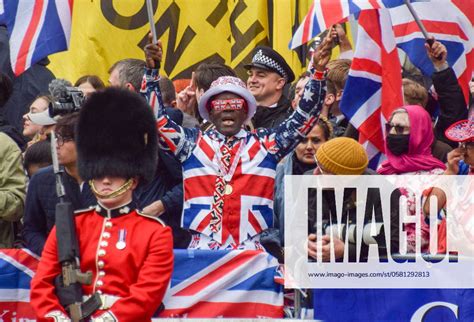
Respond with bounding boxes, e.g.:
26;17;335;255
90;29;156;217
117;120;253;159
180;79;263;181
142;37;332;251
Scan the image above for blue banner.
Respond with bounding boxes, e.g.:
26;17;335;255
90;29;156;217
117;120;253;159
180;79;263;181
313;289;474;321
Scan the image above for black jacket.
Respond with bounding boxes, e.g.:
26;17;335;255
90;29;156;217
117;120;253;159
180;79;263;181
432;67;468;148
252;95;292;129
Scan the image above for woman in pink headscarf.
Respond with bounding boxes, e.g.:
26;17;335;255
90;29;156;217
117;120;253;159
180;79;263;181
378;105;446;253
378;105;446;175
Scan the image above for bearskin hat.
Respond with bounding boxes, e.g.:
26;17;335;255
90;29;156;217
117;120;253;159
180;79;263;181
76;87;157;183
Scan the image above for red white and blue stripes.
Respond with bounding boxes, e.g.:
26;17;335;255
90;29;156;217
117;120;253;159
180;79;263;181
2;0;72;75
289;0;410;49
389;0;474;104
340;9;403;169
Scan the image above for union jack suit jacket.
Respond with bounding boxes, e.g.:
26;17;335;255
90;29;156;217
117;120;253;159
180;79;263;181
30;204;174;322
142;69;325;247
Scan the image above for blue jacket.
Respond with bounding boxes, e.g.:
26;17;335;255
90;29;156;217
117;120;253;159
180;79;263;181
22;166;96;255
274;152;296;244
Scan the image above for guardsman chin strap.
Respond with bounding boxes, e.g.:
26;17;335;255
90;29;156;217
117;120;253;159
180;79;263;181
89;178;134;199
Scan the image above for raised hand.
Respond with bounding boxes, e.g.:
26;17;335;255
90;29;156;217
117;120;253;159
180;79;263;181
312;30;333;71
144;32;163;69
425;36;447;69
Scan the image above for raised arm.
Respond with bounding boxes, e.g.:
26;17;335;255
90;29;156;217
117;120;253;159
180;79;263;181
426;38;468;148
257;33;332;162
141;35;198;162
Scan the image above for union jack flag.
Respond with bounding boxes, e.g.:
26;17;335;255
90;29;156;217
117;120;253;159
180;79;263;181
389;0;474;104
340;9;403;168
289;0;418;49
159;249;283;318
2;0;73;75
0;249;39;320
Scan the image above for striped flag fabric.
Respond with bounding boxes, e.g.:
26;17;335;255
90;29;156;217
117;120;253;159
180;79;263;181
159;249;284;318
389;0;474;104
340;8;403;168
289;0;413;49
2;0;73;76
0;249;39;320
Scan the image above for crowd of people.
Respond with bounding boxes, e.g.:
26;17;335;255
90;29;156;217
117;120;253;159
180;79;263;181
0;25;473;321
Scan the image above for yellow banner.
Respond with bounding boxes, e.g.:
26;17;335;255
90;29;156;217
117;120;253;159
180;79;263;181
49;1;343;85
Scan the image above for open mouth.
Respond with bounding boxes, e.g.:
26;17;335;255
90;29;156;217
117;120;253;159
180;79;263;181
222;119;235;126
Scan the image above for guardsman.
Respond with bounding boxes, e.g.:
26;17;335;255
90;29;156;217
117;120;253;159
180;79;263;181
30;87;174;322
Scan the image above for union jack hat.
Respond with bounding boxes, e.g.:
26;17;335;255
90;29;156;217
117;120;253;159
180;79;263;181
198;76;257;122
445;115;474;142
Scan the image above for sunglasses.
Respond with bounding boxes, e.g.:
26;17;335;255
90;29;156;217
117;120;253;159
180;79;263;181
385;122;410;135
210;98;246;111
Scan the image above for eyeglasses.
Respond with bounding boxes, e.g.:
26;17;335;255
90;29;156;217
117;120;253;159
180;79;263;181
385;122;410;135
56;134;74;147
210;98;246;111
460;142;474;151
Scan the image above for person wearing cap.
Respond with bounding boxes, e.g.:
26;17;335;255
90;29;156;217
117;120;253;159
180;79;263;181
143;35;332;250
245;46;296;129
306;137;369;261
30;88;174;322
23;95;57;147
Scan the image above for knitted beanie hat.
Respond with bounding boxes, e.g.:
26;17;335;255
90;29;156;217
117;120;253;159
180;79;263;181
316;137;368;175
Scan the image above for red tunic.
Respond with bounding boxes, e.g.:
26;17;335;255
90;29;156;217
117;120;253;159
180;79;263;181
30;206;174;322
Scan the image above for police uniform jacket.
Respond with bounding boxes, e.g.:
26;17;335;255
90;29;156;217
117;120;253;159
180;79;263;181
30;203;174;322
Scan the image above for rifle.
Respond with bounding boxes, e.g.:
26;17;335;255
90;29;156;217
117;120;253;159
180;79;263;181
51;131;101;321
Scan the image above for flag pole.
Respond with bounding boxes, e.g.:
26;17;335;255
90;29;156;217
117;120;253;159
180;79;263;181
146;0;158;44
403;0;432;45
404;0;441;59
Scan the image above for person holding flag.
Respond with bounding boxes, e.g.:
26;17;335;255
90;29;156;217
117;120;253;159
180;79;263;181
142;33;332;251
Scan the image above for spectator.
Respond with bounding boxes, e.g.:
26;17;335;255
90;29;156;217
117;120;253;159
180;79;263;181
245;46;295;129
23;140;53;177
108;58;145;91
22;113;96;256
0;72;27;150
74;74;105;97
0;132;27;248
323;59;351;137
274;118;333;243
108;57;187;247
290;72;311;110
378;105;446;253
401;79;452;163
306;138;370;261
22;95;55;146
424;116;473;254
424;38;468;149
176;62;236;127
444;116;474;175
143;32;332;250
0;25;55;132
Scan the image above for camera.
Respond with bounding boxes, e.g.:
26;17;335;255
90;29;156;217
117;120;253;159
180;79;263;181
48;79;85;117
